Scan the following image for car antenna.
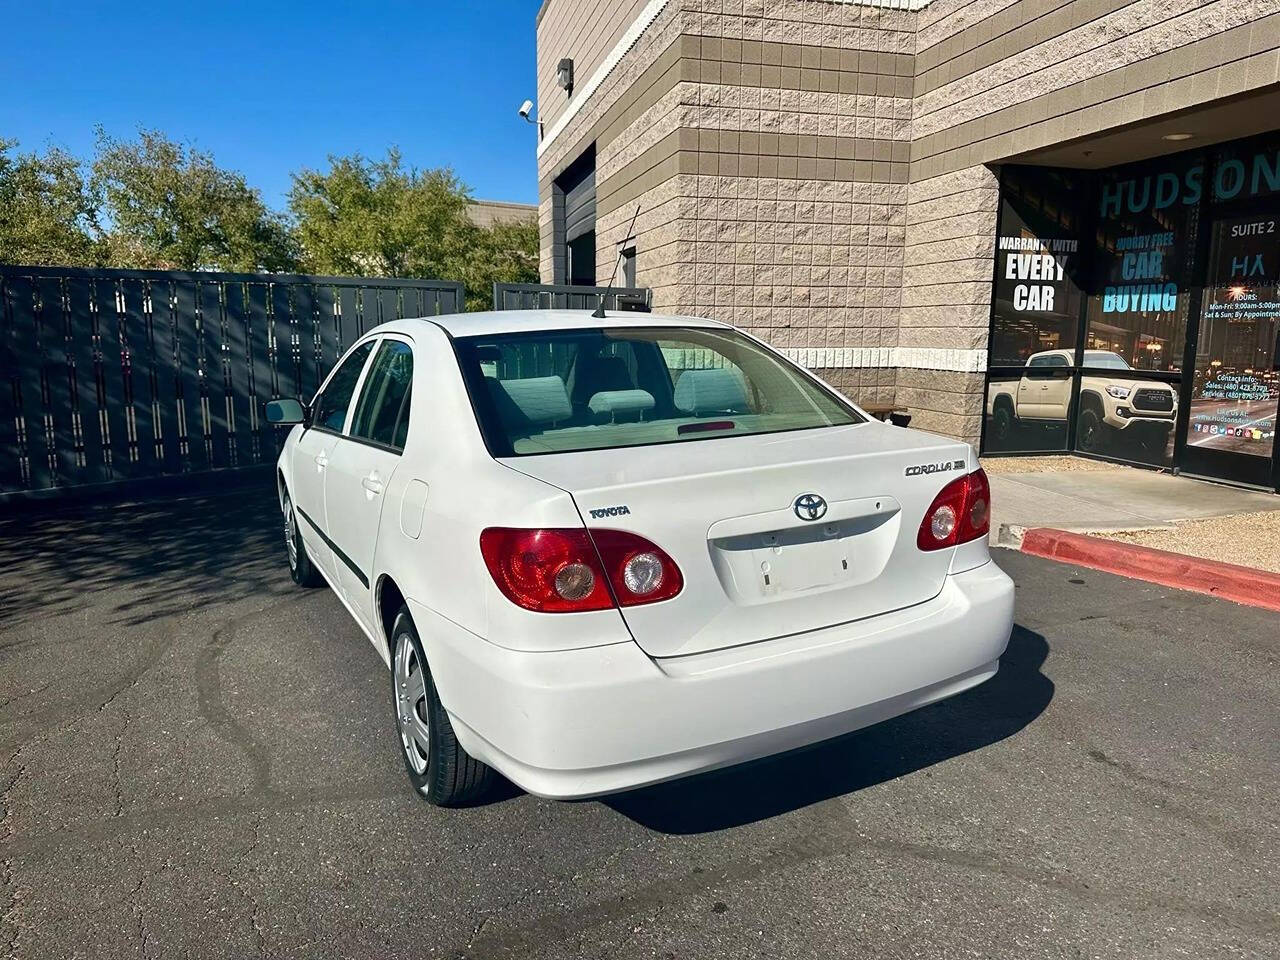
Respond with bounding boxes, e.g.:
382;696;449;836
592;202;641;319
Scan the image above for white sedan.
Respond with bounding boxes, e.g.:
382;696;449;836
267;309;1014;805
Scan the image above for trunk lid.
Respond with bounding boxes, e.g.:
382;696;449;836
503;421;974;658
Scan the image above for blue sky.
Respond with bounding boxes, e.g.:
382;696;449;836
1;0;542;210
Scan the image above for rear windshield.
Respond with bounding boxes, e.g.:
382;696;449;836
453;326;862;457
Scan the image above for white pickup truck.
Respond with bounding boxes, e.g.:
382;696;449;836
987;349;1178;454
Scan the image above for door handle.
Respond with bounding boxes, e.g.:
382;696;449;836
362;473;384;495
314;452;328;468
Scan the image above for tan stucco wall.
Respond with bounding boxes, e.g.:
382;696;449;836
536;0;1280;440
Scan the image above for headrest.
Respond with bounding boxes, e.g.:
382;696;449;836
574;354;634;401
489;376;572;426
588;389;655;422
674;368;749;415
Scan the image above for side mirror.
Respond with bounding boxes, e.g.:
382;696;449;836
265;398;307;425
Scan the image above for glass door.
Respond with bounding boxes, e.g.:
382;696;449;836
1179;211;1280;489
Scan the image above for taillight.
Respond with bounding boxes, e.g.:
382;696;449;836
917;468;990;551
478;527;683;612
590;529;683;606
479;528;613;612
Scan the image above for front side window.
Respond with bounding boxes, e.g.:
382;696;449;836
313;341;375;432
1028;353;1069;368
1082;351;1131;370
454;326;861;457
351;340;414;451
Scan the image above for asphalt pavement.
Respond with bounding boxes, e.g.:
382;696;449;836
1;487;1277;959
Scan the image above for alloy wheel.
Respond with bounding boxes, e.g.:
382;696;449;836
284;502;298;570
395;636;430;776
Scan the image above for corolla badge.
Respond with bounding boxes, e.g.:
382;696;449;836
793;493;828;521
904;459;966;477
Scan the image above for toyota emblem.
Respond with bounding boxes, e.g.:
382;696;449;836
793;493;827;521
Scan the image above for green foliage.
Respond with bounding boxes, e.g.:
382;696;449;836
92;128;298;272
455;217;540;311
289;148;539;310
0;138;103;266
0;132;540;307
289;149;472;279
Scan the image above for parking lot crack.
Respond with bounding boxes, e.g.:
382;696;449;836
126;842;149;960
0;743;24;960
0;680;54;713
109;703;130;819
237;812;268;958
1;855;21;960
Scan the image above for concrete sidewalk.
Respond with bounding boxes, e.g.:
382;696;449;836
984;457;1279;543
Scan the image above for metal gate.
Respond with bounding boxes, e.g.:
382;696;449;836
492;282;651;311
0;265;463;497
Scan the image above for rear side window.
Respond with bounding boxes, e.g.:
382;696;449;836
351;340;413;451
313;341;375;432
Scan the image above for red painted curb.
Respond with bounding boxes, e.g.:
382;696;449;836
1019;527;1280;613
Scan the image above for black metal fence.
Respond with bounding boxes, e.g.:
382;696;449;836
493;282;650;311
0;266;463;498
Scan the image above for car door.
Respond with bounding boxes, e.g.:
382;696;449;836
323;337;414;630
1040;353;1073;418
1020;353;1064;419
292;340;376;582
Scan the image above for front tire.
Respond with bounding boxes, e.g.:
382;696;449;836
1077;407;1105;453
283;492;323;587
390;608;494;806
991;402;1015;444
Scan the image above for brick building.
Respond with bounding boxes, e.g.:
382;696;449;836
534;0;1280;491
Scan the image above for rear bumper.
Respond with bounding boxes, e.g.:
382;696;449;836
410;560;1014;799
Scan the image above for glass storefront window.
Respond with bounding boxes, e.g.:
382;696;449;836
983;370;1070;454
1208;137;1280;206
1070;349;1177;466
1185;213;1280;462
990;167;1086;366
984;133;1278;489
1086;152;1200;373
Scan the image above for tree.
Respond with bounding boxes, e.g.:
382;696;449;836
289;148;538;309
91;128;297;272
0;138;102;266
456;217;540;311
288;148;473;279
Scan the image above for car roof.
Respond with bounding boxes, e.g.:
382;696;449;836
372;309;733;340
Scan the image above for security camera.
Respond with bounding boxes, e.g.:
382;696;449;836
518;99;534;121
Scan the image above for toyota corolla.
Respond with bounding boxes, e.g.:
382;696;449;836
267;309;1014;805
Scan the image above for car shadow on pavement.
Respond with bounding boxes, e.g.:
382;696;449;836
604;624;1052;834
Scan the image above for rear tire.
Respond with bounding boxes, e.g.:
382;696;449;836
390;608;494;807
283;492;324;587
